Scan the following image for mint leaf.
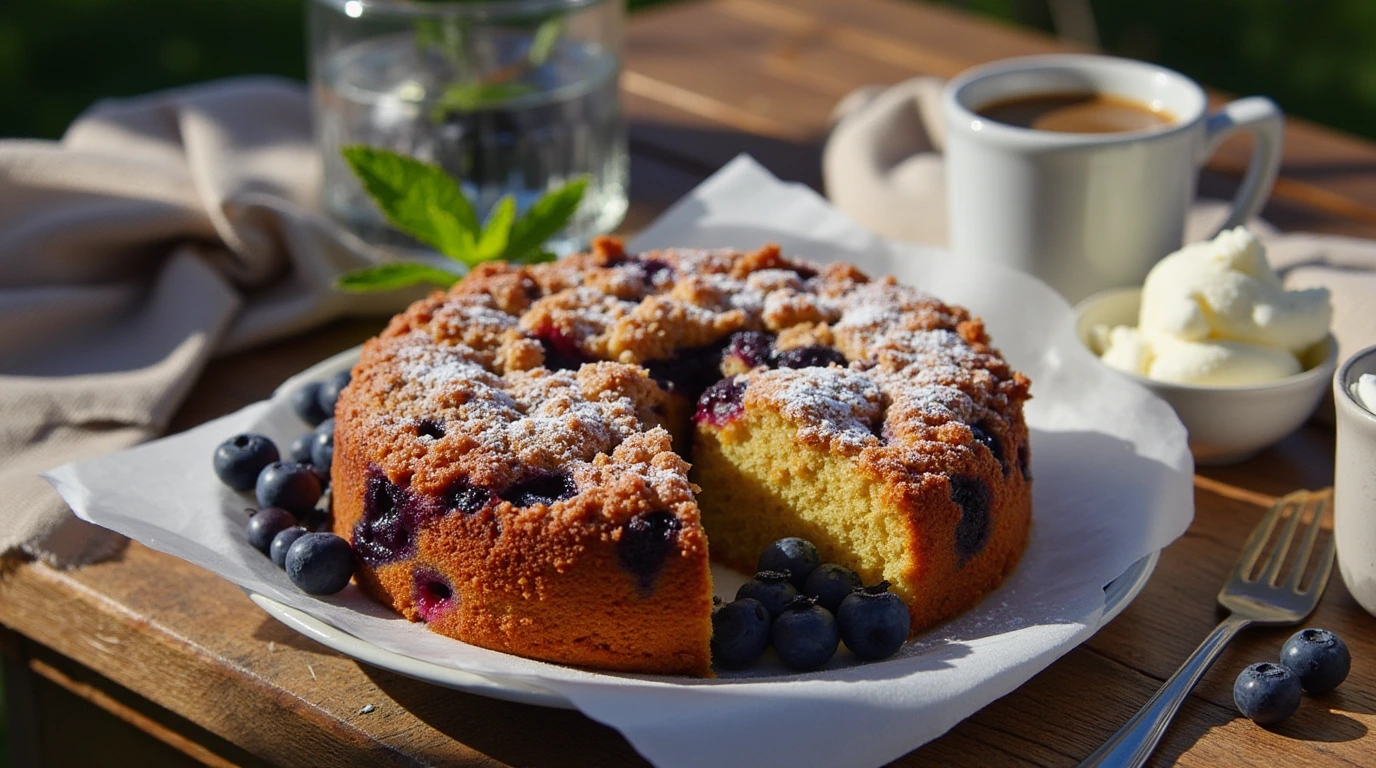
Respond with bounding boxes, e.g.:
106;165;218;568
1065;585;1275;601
431;81;536;120
504;177;588;261
427;201;480;266
341;146;479;250
529;18;563;66
335;262;462;292
476;196;516;261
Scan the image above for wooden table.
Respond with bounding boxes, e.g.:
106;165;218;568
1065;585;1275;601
4;1;1375;765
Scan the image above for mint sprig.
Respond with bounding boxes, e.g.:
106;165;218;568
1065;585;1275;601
335;146;588;293
336;261;468;292
429;81;537;122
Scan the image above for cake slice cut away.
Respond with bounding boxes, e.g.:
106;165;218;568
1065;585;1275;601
692;364;1031;632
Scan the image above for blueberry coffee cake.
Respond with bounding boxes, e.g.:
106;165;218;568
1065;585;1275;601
330;237;1032;675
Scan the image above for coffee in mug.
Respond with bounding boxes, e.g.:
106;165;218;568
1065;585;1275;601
942;55;1283;303
976;92;1175;134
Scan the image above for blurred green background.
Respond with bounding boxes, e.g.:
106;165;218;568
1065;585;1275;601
2;0;1376;140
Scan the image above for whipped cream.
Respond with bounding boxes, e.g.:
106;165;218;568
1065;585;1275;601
1356;374;1376;415
1092;227;1332;386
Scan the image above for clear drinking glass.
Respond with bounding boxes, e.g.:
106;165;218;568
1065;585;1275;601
308;0;628;255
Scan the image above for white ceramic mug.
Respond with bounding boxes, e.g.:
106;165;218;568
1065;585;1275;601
943;54;1284;303
1334;344;1376;617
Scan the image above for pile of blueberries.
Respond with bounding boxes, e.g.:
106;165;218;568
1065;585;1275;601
211;371;355;596
1232;628;1351;725
712;537;911;671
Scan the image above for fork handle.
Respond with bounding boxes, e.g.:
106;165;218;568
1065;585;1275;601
1077;614;1252;768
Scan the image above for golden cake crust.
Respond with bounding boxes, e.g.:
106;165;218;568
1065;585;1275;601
332;238;1031;674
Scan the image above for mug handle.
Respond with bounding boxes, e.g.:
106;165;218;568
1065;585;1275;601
1197;96;1284;234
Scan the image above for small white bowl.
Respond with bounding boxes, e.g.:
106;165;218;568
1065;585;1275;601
1075;288;1338;465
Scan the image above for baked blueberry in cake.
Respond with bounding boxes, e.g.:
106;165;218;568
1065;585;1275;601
331;237;1032;676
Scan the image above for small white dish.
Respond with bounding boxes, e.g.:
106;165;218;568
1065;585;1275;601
1076;288;1338;465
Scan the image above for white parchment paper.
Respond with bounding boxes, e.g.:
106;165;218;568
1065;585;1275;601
47;157;1194;768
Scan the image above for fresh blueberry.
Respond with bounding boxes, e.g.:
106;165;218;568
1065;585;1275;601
771;596;840;671
774;345;846;370
255;462;323;518
246;507;297;555
1233;662;1302;724
316;371;352;418
803;563;863;613
711;598;772;669
315;417;335;439
758;537;820;588
310;430;334;473
270;526;308;567
837;582;911;660
285;532;356;595
287;433;315;465
736;571;801;618
291;382;329;426
213;434;280;491
1280;628;1351;694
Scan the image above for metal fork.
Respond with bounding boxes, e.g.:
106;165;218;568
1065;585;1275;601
1078;489;1336;768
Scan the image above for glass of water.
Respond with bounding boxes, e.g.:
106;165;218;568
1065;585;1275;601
308;0;628;255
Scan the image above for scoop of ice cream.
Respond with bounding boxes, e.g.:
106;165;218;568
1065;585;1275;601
1091;325;1151;375
1091;227;1332;387
1094;325;1302;385
1143;336;1300;385
1138;227;1331;355
1356;373;1376;415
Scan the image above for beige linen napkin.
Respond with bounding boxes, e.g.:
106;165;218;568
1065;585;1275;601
1;77;417;567
823;76;1376;364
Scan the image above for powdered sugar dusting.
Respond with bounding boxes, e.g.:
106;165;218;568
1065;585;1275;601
749;367;883;450
349;240;1028;515
358;332;675;506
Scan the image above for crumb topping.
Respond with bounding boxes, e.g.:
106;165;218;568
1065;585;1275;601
745;367;884;450
342;237;1030;519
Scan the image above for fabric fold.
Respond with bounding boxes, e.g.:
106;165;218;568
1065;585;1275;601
0;77;418;567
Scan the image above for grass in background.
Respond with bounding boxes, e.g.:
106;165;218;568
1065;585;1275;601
937;0;1376;145
6;0;1376;142
0;0;306;138
0;0;667;139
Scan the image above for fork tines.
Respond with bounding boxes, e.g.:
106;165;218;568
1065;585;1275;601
1235;489;1335;593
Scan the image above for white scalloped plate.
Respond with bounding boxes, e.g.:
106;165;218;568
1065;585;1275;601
252;552;1157;710
251;347;1160;710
